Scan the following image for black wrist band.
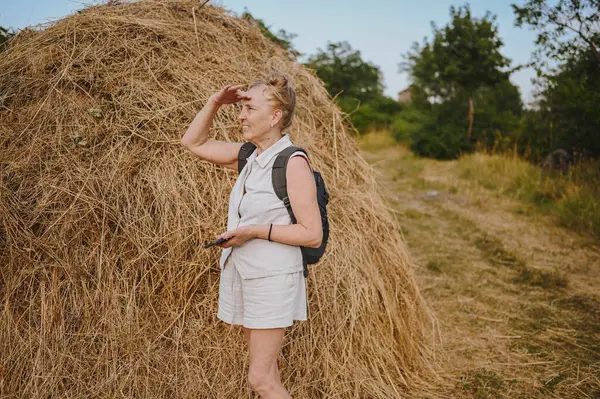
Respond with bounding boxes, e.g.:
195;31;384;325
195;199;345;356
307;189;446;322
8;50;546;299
268;224;273;242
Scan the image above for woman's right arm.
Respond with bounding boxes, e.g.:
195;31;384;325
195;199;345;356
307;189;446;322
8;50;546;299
181;85;246;171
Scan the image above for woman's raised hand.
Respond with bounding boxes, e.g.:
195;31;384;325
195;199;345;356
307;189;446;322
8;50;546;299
211;84;250;105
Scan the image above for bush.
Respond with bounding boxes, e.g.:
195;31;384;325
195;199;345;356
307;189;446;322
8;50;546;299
555;159;600;237
391;105;427;143
338;95;403;135
410;120;473;159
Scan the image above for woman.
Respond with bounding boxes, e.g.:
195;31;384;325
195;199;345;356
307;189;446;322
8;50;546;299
181;74;322;398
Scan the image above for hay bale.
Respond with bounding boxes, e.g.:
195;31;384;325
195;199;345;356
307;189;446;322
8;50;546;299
0;1;436;397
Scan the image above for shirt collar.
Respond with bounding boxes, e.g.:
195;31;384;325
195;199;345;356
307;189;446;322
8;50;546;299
253;134;292;168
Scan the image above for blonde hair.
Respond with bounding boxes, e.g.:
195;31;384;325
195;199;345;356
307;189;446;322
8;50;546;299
249;73;296;130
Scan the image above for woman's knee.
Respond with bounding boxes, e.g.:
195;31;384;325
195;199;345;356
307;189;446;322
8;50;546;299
247;367;276;393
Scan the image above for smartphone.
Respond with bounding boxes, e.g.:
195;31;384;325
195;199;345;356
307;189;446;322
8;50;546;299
203;237;230;249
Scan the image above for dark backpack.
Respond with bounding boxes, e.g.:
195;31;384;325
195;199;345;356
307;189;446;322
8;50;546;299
238;142;330;277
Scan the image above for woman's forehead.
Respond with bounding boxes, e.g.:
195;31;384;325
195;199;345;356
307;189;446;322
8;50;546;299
242;86;270;105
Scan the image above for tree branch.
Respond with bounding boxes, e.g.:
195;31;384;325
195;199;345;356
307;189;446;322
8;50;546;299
546;11;600;65
573;7;600;65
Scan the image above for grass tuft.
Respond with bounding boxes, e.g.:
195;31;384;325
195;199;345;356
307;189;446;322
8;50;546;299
456;154;600;239
512;266;568;289
459;369;506;399
357;129;397;152
474;234;524;267
426;260;443;273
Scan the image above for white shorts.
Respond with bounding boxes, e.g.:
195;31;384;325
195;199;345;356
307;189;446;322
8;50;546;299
217;257;307;329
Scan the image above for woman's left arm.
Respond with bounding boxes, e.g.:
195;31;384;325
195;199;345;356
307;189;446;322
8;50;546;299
218;156;323;248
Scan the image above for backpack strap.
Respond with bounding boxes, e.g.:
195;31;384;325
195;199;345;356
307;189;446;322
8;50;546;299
272;145;310;277
272;146;308;223
237;142;257;174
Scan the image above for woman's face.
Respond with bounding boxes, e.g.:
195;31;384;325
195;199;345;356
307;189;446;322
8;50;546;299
238;85;280;141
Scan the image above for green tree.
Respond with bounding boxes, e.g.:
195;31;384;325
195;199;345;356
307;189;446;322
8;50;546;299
513;0;600;160
403;4;512;138
400;79;521;160
241;10;300;58
391;103;429;143
513;0;600;69
342;95;403;133
307;41;384;104
519;50;600;159
307;41;402;134
472;79;523;151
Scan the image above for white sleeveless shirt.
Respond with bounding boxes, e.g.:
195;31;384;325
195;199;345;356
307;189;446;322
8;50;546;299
219;134;310;279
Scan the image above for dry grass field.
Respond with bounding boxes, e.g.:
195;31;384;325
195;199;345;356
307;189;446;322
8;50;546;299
359;133;600;398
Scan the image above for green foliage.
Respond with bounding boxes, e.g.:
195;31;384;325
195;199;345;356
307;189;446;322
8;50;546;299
512;0;600;71
517;110;550;162
513;0;600;162
425;82;522;154
471;80;523;150
401;4;520;159
403;4;511;99
241;10;300;58
402;79;521;160
555;158;600;237
410;118;472;160
407;97;473;159
391;105;428;143
399;94;470;159
307;41;402;134
520;50;600;160
307;41;384;103
341;94;403;134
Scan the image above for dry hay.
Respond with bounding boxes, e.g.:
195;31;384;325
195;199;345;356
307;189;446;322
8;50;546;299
0;1;436;397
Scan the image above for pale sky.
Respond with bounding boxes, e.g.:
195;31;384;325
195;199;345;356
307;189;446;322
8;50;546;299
0;0;539;103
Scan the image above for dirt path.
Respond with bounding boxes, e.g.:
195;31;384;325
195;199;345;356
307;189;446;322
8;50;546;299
361;146;600;398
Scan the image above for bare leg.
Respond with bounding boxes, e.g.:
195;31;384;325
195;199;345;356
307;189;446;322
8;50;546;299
244;327;291;399
243;326;251;344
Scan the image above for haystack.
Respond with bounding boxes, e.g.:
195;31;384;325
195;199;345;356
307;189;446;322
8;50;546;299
0;1;436;397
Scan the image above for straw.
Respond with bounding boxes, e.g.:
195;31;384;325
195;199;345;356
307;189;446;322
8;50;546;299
0;1;437;397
